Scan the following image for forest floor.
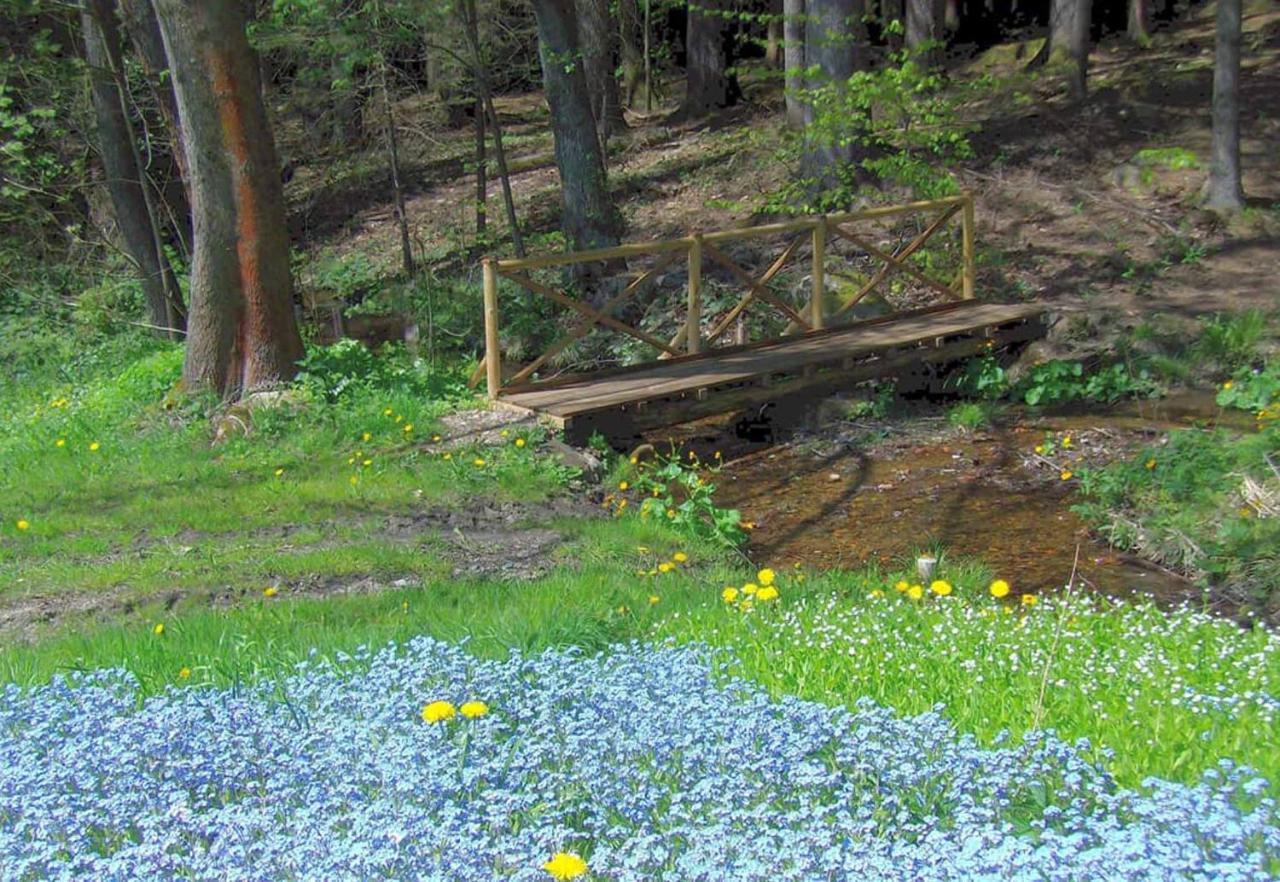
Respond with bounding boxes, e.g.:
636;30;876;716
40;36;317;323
282;0;1280;363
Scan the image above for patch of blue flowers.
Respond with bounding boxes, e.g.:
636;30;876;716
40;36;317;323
2;640;1277;881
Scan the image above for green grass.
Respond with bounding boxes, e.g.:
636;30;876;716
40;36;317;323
651;565;1280;792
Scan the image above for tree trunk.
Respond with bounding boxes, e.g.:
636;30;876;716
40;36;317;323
1206;0;1243;211
618;0;647;107
906;0;946;63
783;0;806;127
530;0;623;259
577;0;627;136
153;0;303;398
116;0;192;258
682;0;736;115
1127;0;1151;45
1049;0;1089;99
801;0;860;187
766;0;784;67
82;0;185;337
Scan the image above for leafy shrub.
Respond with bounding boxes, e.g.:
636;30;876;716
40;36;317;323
630;450;746;548
1195;310;1268;372
951;351;1008;400
294;339;470;403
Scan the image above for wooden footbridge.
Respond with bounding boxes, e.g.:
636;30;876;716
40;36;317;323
476;194;1047;440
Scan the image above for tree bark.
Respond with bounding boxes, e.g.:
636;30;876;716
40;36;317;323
618;0;648;108
116;0;192;258
82;0;185;337
800;0;860;187
576;0;627;136
783;0;806;127
1048;0;1089;99
530;0;623;259
1127;0;1151;45
906;0;946;63
153;0;304;398
681;0;737;115
1206;0;1243;211
766;0;784;67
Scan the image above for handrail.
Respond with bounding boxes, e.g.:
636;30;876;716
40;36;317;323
481;193;976;399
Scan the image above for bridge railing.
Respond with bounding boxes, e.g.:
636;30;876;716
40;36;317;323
479;192;976;399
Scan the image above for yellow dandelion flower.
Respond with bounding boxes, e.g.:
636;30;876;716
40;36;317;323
178;667;191;680
264;586;278;598
460;700;489;719
907;584;924;600
1060;470;1073;481
403;423;414;433
1145;459;1156;470
894;580;909;593
636;546;650;553
629;455;638;465
989;579;1010;598
672;551;688;563
543;852;588;880
666;509;675;519
1021;593;1038;606
348;457;356;465
384;408;394;416
1062;435;1072;448
657;562;674;573
55;438;65;448
473;458;486;467
619;481;629;491
757;568;775;586
16;519;29;531
515;438;526;448
274;467;285;477
1034;444;1045;455
756;585;779;602
648;594;660;605
500;429;510;438
362;432;372;442
722;586;739;603
421;701;456;723
432;434;442;442
930;580;953;597
443;452;453;460
868;589;885;599
742;583;758;595
1223;380;1233;390
362;459;373;467
152;623;165;636
89;441;100;451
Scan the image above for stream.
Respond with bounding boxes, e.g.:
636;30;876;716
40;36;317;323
651;392;1251;608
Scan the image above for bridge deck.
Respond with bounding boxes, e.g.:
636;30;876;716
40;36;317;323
498;300;1047;433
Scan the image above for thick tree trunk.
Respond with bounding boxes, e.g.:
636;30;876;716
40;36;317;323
153;0;303;398
530;0;623;259
906;0;946;63
682;0;736;115
766;0;784;67
577;0;627;136
801;0;860;187
783;0;806;127
116;0;192;257
1127;0;1151;45
1049;0;1089;99
1206;0;1243;211
82;0;185;337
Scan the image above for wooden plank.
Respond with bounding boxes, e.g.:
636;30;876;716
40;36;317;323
503;299;978;396
701;241;809;328
567;318;1043;436
507;250;680;387
497;237;689;271
502;302;1044;415
501;270;682;357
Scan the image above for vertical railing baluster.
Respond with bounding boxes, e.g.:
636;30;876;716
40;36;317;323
961;193;976;300
483;258;501;398
811;218;826;330
687;235;702;354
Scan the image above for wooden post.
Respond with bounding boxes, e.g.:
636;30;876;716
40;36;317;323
961;193;976;300
811;218;826;330
687;235;702;354
482;258;501;398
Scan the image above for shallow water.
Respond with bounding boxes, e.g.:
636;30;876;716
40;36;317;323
646;392;1249;607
